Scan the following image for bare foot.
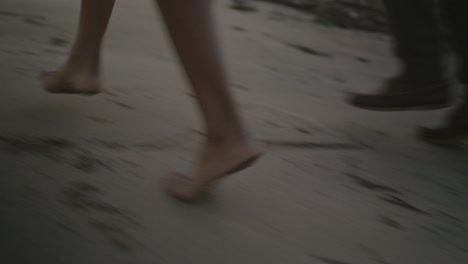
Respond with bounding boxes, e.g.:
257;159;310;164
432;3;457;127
167;137;263;201
41;68;102;95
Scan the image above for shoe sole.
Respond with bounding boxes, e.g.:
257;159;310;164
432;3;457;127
352;102;452;111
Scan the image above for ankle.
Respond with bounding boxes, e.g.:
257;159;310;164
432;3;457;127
64;53;100;75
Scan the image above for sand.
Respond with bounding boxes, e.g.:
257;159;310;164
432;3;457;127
0;1;467;263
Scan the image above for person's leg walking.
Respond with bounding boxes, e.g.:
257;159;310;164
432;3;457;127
440;0;468;87
350;0;452;111
42;0;115;94
384;0;446;82
156;0;262;200
420;0;468;144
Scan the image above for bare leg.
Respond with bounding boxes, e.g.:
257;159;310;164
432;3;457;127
42;0;115;94
156;0;262;201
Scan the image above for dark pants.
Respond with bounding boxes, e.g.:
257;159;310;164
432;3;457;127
383;0;468;84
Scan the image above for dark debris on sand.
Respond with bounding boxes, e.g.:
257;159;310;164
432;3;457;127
249;0;389;33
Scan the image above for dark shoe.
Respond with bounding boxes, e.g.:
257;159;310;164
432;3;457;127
350;78;453;111
420;100;468;145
